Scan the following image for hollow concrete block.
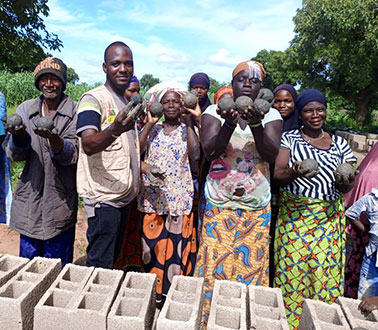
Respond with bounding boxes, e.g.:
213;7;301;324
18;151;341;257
157;275;204;330
249;285;289;330
0;257;61;330
207;279;247;330
70;267;124;330
108;272;157;330
298;299;350;330
337;296;378;330
0;254;29;288
34;264;95;330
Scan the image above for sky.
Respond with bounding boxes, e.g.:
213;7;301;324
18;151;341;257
44;0;303;86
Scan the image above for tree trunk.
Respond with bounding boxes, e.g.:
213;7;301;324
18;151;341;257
344;87;372;126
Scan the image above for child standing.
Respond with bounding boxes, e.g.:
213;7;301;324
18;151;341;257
346;188;378;299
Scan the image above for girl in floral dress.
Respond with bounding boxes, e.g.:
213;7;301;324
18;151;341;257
138;84;200;305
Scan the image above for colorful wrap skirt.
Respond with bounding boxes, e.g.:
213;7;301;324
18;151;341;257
141;212;197;303
273;191;346;330
194;201;271;328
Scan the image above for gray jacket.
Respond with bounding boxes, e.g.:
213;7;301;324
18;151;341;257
4;95;78;240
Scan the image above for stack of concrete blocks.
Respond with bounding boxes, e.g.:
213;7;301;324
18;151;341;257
337;296;378;330
206;279;247;330
0;257;61;330
156;275;204;330
249;286;289;330
69;267;124;330
0;254;29;287
108;272;156;330
298;299;350;330
34;263;95;330
349;133;367;152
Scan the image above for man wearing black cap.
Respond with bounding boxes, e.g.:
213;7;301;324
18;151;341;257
3;57;78;267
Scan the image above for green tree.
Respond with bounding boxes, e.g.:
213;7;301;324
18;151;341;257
208;77;227;96
67;67;79;84
291;0;378;125
0;0;62;72
252;49;299;91
140;74;160;90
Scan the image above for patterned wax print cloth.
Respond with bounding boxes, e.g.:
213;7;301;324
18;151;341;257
138;123;193;216
141;212;197;303
274;191;346;330
194;201;271;329
0;92;12;225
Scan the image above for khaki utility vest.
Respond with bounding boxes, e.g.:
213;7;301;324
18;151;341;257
77;85;139;201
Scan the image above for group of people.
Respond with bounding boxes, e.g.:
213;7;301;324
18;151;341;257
1;41;377;329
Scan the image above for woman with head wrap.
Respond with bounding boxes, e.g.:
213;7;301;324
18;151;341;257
273;89;356;329
189;72;212;112
137;82;200;306
194;60;282;328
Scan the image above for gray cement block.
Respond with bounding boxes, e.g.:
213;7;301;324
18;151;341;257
157;275;204;330
0;257;61;330
108;272;156;330
207;279;247;330
70;267;124;330
34;264;95;330
337;296;378;330
249;286;289;330
298;299;350;330
0;254;29;288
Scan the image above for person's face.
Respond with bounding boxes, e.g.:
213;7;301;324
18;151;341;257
38;73;63;100
190;84;208;101
300;101;327;131
161;91;181;120
232;69;261;100
124;82;140;101
273;90;295;118
103;45;133;93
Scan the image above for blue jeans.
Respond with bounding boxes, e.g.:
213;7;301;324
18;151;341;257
86;203;130;268
358;252;378;299
20;226;75;268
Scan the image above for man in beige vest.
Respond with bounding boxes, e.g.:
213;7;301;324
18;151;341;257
76;41;141;268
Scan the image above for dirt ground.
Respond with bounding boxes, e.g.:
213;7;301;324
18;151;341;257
0;206;88;263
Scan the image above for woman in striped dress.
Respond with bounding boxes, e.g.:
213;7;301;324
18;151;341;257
273;89;356;330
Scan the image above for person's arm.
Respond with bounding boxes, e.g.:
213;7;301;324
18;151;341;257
345;196;369;233
81;110;136;156
200;109;238;161
273;148;299;185
139;103;160;152
182;112;200;162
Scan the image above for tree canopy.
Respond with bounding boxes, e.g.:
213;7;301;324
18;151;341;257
140;74;161;91
0;0;62;72
291;0;378;124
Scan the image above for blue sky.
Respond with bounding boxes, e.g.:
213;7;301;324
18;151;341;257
44;0;303;85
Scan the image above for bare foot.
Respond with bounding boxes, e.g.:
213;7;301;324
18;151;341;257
359;296;378;316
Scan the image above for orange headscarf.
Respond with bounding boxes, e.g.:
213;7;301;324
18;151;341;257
232;60;266;82
213;86;233;104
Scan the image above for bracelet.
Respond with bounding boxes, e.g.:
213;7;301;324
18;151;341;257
249;121;262;128
291;162;300;175
111;133;120;139
224;121;237;130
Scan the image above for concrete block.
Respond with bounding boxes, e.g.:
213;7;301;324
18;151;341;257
70;267;124;330
0;257;61;330
298;299;350;330
108;272;156;330
207;279;247;330
249;286;289;330
157;275;204;330
0;254;29;288
337;296;378;330
34;264;95;330
350;133;366;144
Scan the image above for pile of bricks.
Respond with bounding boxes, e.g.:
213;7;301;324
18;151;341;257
335;130;378;153
0;254;377;330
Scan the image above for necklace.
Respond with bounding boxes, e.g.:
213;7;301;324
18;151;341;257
300;127;324;142
163;121;180;128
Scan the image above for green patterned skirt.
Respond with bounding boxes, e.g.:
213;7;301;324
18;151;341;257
273;191;346;330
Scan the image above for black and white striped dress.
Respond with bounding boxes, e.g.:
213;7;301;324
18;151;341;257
281;129;356;201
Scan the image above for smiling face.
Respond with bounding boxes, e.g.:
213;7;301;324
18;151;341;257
300;101;327;131
161;91;182;120
273;89;295;118
103;44;133;95
38;73;63;100
232;69;261;100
